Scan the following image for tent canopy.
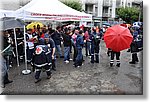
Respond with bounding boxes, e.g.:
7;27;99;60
15;0;92;21
0;9;15;18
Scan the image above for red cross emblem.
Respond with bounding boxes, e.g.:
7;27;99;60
35;47;42;55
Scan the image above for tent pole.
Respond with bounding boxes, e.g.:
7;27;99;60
22;10;31;75
13;28;19;67
22;25;31;75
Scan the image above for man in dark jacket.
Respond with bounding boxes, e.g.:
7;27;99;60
62;29;72;63
74;30;84;67
45;33;56;71
51;26;63;58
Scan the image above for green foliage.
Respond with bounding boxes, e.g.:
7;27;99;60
116;7;142;24
61;0;83;12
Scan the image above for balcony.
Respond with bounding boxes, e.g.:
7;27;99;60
84;0;97;4
103;1;112;7
102;13;111;17
85;11;97;16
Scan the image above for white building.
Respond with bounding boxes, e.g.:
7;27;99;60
82;0;142;18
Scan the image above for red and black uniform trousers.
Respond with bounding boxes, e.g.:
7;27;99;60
90;38;101;63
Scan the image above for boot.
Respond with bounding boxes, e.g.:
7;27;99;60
129;54;136;64
116;63;120;67
110;63;113;67
35;79;41;83
129;61;136;64
135;53;139;62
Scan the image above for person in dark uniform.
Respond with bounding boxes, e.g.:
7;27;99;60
129;28;139;64
32;38;52;83
16;28;24;61
90;28;102;63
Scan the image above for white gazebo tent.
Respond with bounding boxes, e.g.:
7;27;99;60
15;0;92;21
15;0;92;74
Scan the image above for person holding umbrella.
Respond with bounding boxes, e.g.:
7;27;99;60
109;49;121;67
104;25;133;67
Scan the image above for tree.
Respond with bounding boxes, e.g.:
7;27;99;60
116;7;142;24
61;0;83;12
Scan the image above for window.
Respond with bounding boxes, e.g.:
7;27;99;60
128;3;130;7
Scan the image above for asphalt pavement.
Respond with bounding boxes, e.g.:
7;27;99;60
1;41;143;95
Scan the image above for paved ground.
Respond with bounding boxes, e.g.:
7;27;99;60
1;41;143;95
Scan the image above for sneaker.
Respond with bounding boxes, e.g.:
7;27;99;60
77;66;80;68
127;49;130;52
9;65;12;68
90;61;94;64
4;80;13;85
135;59;139;62
35;79;41;83
88;56;91;58
129;61;136;64
64;60;69;64
69;58;73;61
1;84;5;88
94;61;99;63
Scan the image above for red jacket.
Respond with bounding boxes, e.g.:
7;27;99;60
84;31;90;41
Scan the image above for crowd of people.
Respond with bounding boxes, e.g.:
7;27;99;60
0;22;143;86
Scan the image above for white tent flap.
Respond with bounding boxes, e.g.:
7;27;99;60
15;0;92;21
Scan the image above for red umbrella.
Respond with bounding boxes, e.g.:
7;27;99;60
104;25;133;52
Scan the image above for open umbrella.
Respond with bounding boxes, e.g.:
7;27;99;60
102;22;111;26
0;18;24;30
26;22;44;29
104;25;133;52
0;18;25;67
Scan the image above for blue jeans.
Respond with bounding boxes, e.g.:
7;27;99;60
91;43;95;63
85;41;91;56
74;47;82;66
55;45;62;57
64;47;70;61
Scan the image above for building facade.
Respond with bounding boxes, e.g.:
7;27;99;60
81;0;142;18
